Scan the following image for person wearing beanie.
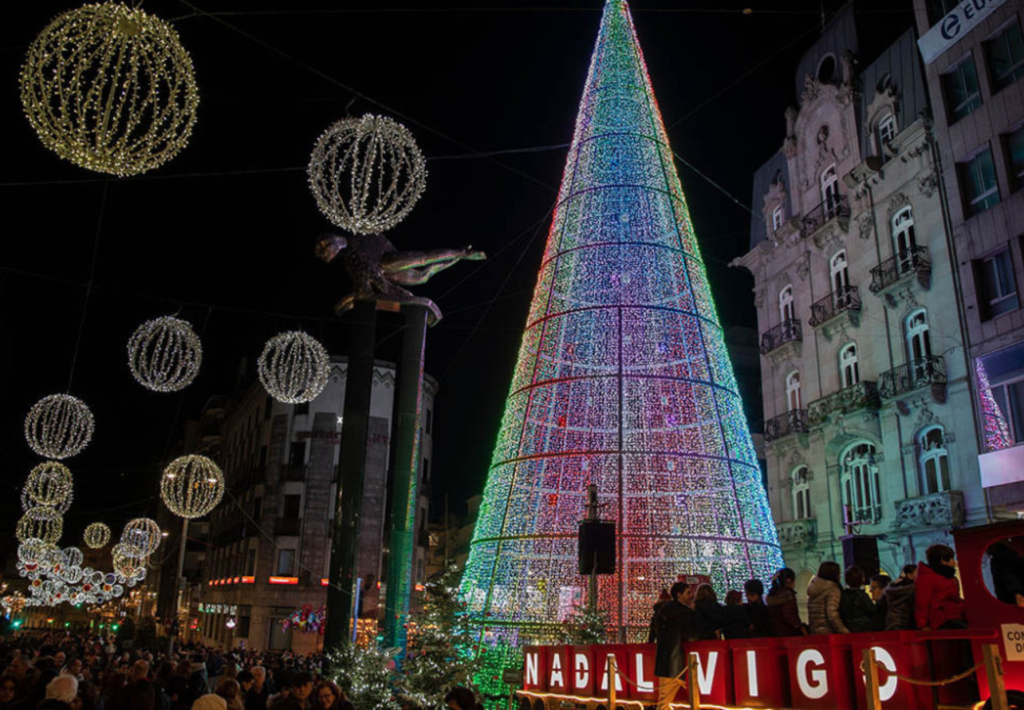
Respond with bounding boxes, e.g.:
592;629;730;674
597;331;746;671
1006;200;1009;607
39;675;78;709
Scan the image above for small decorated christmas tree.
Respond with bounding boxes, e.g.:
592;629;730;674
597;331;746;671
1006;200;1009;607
326;643;400;710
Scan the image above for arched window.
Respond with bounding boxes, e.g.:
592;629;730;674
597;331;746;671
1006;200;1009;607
877;113;897;153
821;164;840;217
840;343;860;388
920;426;951;494
892;206;917;273
905;309;933;364
827;251;851;295
786;371;802;411
779;285;795;323
772;205;785;232
841;442;881;522
792;466;812;520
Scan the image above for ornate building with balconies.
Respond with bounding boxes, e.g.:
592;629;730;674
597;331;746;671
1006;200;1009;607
195;357;437;652
734;7;990;604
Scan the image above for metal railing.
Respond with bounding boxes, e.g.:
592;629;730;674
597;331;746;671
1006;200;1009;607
879;356;947;398
809;286;861;327
808;381;880;424
801;194;850;238
764;409;809;442
869;246;931;293
759;318;802;354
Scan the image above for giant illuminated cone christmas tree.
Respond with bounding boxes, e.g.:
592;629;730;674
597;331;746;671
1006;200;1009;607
460;0;783;685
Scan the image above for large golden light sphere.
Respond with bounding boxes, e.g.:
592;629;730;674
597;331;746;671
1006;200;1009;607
308;114;427;234
24;394;94;460
120;518;161;558
127;316;203;392
17;507;63;545
23;462;74;509
83;522;111;549
258;331;331;404
161;455;224;519
20;2;200;176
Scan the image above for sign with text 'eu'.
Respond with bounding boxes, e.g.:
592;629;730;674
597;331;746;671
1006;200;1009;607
918;0;1007;64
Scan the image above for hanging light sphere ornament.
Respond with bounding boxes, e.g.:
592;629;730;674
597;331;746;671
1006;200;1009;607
161;454;224;518
23;462;74;509
257;331;330;404
308;114;428;234
83;522;111;549
127;316;203;392
24;394;95;459
120;518;162;558
16;508;63;545
19;2;199;176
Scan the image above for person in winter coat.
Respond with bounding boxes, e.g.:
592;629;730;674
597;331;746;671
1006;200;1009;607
869;574;891;631
744;580;771;637
651;581;697;710
989;541;1024;606
647;590;672;643
807;561;849;634
884;565;917;630
694;585;731;640
766;568;805;636
839;566;876;633
915;544;966;630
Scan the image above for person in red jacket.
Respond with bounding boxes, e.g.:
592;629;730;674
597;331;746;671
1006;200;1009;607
915;544;967;630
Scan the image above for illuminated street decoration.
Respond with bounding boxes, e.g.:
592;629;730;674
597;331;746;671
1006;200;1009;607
127;316;203;392
459;0;783;692
24;394;94;459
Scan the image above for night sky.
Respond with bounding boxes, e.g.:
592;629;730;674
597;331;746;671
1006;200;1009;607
0;0;913;544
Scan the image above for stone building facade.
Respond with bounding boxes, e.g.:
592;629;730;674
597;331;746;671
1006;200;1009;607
735;7;996;604
911;0;1024;510
196;357;436;652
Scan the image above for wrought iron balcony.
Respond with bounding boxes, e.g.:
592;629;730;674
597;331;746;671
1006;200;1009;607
759;319;802;354
777;519;817;549
800;194;850;238
808;381;880;425
869;246;931;293
879;356;947;399
894;490;964;531
809;286;861;327
764;409;809;443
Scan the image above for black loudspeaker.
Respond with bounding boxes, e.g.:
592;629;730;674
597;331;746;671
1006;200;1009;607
579;521;616;575
841;535;880;581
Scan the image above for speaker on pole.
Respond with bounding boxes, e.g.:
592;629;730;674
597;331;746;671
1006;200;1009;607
841;535;880;580
578;520;616;575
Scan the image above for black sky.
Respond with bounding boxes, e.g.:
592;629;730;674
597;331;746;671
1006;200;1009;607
0;0;914;540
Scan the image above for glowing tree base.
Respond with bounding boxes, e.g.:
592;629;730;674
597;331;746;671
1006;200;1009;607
459;0;783;695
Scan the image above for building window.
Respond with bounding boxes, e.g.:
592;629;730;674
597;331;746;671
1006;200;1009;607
246;549;256;576
786;371;802;411
422;457;430;484
986;22;1024;91
289;440;306;467
821;164;840;217
925;0;956;27
294;401;309;416
975;248;1020;320
841;442;881;523
772;205;785;232
830;251;852;308
892;206;918;273
919;426;951;495
960;147;1000;217
877;114;897;158
283;494;301;519
905;309;933;362
943;56;982;122
840;343;860;388
779;285;795;323
425;408;433;434
253;496;262;521
1005;125;1024;190
276;549;295;576
976;342;1024;450
792;466;812;520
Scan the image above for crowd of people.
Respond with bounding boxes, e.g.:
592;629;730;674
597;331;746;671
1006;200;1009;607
648;543;986;709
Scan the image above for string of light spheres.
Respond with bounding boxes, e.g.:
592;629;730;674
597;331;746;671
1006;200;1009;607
20;2;200;176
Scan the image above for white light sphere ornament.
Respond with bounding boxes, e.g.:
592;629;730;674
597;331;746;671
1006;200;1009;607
120;518;162;558
308;114;427;234
161;454;224;518
24;394;94;459
128;316;203;392
20;2;199;176
16;508;63;545
257;331;330;404
23;462;74;509
83;522;111;549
